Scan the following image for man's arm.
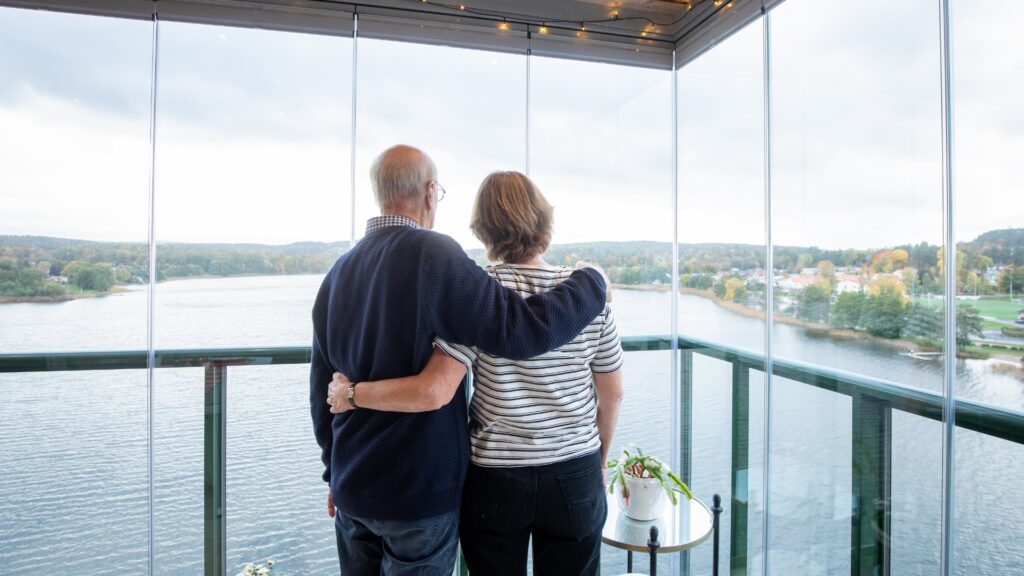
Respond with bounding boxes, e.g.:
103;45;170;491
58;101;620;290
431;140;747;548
310;333;334;483
327;347;468;413
426;235;607;360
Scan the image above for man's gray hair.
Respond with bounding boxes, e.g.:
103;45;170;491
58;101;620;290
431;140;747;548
370;145;438;209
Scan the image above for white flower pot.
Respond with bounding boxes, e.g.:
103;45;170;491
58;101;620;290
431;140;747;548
617;475;666;521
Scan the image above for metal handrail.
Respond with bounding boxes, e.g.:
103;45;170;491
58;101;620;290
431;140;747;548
1;335;1020;444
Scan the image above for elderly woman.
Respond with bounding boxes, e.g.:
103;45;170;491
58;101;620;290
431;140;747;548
328;171;624;576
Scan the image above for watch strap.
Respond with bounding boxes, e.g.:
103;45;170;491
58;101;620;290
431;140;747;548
346;382;359;409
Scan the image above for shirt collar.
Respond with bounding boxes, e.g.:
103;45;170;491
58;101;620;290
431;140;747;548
365;215;422;234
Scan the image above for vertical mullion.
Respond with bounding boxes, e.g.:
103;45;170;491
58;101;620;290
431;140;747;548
679;349;693;576
349;11;358;246
525;32;531;176
731;361;750;575
851;393;892;576
938;0;957;574
145;8;160;576
670;44;682;576
204;362;227;576
761;8;775;576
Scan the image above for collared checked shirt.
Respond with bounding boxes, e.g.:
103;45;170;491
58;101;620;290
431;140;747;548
366;215;421;234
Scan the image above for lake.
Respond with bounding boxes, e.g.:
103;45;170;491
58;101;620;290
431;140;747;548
0;274;1021;575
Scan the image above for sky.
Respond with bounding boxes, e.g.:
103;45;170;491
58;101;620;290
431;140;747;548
0;0;1020;252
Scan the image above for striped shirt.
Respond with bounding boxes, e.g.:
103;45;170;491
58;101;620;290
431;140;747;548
436;264;623;467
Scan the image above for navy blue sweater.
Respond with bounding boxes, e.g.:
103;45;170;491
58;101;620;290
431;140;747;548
310;226;607;521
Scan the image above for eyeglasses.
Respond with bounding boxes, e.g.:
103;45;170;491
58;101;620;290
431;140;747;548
432;180;447;202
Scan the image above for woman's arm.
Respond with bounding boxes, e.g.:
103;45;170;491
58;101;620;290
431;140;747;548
594;369;624;467
327;347;467;413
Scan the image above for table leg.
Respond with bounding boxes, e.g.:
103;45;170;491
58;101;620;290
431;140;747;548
648;526;660;576
626;550;632;572
712;494;723;576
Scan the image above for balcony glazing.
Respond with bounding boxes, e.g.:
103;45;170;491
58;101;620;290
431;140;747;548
1;1;1022;575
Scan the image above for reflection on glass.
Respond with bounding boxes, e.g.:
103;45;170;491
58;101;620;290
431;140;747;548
769;0;943;573
0;7;152;575
678;18;766;576
153;21;352;574
951;1;1024;573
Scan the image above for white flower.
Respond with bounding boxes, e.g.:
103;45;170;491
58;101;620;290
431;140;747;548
257;568;269;576
267;559;276;567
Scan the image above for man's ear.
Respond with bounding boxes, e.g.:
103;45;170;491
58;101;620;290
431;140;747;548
424;183;436;212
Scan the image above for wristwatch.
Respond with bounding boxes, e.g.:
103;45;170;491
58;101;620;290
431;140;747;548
346;382;359;409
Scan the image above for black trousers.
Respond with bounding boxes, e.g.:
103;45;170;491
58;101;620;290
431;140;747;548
459;451;607;576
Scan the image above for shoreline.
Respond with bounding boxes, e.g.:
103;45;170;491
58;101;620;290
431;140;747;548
0;272;328;304
619;284;1024;365
0;286;131;304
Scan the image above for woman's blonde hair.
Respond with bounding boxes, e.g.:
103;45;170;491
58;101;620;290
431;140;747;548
470;171;553;264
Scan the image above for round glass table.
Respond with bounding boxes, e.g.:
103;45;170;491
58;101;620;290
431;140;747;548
601;492;721;575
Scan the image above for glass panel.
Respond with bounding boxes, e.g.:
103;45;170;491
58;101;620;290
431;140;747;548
528;54;673;572
153;21;352;573
152;366;204;572
768;0;944;573
951;1;1024;573
890;412;942;575
677;18;766;575
227;365;336;572
354;38;526;248
154;21;351;347
0;7;152;575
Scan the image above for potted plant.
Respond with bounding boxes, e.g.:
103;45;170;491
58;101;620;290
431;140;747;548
236;559;275;576
607;446;692;521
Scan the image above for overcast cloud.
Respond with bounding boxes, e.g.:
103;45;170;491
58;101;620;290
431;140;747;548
0;0;1019;251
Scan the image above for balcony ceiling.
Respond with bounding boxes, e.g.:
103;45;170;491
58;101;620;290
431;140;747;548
0;0;780;67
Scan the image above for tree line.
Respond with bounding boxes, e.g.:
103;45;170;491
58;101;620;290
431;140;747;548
0;236;348;299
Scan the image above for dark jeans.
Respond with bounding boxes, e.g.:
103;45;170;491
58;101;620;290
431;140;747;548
459;451;607;576
335;508;459;576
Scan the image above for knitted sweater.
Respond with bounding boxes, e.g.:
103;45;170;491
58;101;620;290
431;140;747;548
310;224;606;521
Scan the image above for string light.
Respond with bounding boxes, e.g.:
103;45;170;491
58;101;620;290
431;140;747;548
397;0;715;42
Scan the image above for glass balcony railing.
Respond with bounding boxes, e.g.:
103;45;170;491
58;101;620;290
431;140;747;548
3;335;1020;576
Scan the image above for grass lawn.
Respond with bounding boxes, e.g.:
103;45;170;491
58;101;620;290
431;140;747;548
969;298;1024;322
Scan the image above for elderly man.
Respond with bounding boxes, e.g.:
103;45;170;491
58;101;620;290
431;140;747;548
310;144;608;575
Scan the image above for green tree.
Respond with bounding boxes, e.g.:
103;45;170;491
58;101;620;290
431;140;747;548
956;304;984;349
903;303;942;342
797;284;831;323
831;292;867;329
65;262;115;292
712;277;727;299
862;289;907;339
